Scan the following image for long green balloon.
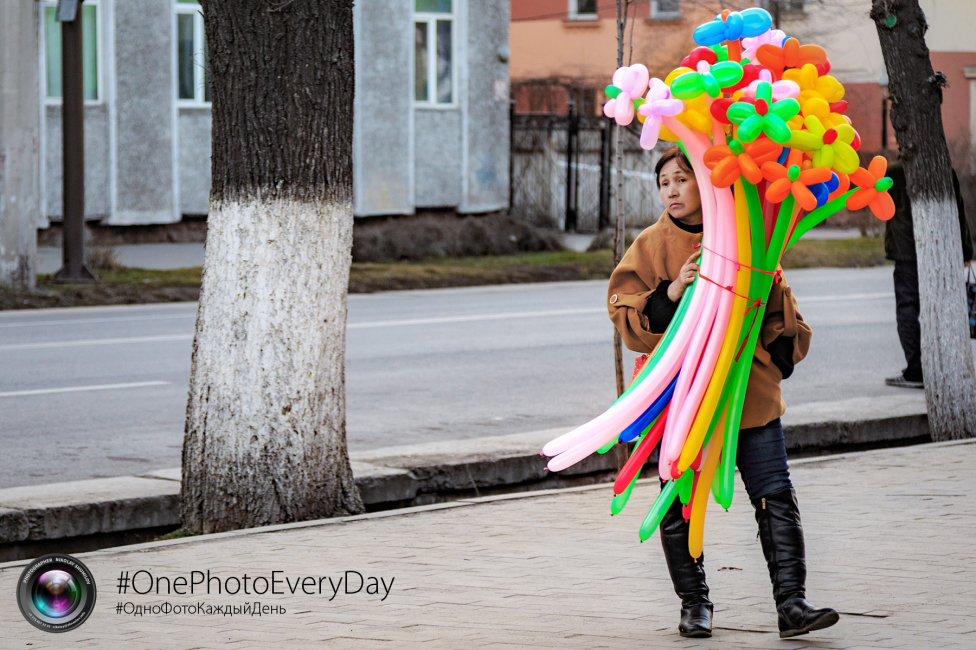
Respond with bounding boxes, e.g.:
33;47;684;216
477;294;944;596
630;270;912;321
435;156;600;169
611;471;640;515
787;189;857;248
638;469;692;541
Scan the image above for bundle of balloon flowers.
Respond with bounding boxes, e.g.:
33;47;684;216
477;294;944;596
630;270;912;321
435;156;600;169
542;6;893;559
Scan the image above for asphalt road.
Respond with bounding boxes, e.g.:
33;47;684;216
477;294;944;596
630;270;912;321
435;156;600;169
0;266;930;488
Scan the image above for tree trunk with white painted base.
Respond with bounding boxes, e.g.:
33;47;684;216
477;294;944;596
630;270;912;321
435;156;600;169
871;0;976;440
181;0;363;534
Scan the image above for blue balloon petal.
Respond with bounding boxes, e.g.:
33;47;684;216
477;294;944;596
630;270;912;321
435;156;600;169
618;375;678;443
810;182;829;208
725;13;744;41
740;7;773;38
825;172;840;193
776;147;790;166
693;19;729;47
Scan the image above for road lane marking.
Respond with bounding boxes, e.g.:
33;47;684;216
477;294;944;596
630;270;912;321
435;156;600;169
0;381;171;398
348;307;606;329
799;292;891;303
0;293;893;346
0;334;193;351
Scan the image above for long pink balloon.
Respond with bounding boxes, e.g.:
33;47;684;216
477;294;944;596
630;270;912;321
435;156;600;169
664;190;736;470
657;118;722;478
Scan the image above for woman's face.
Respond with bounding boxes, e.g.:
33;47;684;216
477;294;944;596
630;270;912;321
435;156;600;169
658;158;702;222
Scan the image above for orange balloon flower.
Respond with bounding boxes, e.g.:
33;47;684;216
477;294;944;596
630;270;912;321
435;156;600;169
761;156;833;211
703;137;782;187
756;38;827;79
846;156;896;220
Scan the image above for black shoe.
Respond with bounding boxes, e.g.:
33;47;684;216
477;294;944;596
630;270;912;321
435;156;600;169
753;488;839;639
660;491;713;638
679;601;714;638
777;597;841;638
885;374;924;389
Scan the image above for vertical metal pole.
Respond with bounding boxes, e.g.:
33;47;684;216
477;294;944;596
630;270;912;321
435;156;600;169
509;100;516;213
599;119;610;231
55;2;95;282
572;108;580;231
564;101;577;232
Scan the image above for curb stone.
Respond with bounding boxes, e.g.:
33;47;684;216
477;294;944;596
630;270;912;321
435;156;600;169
0;404;929;554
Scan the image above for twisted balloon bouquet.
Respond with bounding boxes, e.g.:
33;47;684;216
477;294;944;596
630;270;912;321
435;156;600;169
543;7;893;559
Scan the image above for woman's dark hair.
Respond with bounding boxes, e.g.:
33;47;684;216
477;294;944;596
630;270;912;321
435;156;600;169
655;145;693;188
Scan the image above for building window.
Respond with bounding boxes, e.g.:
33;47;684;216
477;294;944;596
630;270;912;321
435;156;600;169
414;0;454;106
650;0;681;20
569;0;597;19
43;0;100;102
175;0;210;105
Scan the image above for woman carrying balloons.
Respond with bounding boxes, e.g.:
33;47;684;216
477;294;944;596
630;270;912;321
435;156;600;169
606;145;837;639
542;4;896;642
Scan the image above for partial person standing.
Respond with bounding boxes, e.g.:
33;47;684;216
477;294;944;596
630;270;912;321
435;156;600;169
884;160;973;389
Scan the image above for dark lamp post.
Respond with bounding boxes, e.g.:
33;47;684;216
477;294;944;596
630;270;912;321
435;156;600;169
53;0;96;283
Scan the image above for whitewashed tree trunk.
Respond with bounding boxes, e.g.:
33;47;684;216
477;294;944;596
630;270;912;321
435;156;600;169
872;0;976;440
913;198;976;438
182;0;363;533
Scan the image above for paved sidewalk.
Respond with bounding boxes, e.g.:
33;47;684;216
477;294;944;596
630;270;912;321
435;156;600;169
2;439;973;649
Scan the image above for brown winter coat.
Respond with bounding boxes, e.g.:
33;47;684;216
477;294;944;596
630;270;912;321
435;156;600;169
606;212;812;430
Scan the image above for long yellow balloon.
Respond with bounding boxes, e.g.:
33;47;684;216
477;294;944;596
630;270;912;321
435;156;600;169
677;180;753;472
687;411;726;559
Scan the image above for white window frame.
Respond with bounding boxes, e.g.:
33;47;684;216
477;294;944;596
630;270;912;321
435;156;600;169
567;0;598;20
414;5;457;109
175;1;210;107
41;0;103;106
650;0;681;21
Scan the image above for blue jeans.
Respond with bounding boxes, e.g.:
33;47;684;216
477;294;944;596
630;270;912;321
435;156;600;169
658;418;793;502
735;418;793;501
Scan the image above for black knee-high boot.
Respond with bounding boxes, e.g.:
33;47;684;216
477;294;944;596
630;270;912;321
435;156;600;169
753;488;839;638
660;495;712;638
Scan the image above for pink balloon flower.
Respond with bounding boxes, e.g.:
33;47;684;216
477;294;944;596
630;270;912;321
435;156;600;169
603;64;650;126
741;68;800;101
741;28;787;63
637;79;684;150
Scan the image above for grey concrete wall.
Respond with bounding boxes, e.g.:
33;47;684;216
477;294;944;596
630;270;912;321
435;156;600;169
178;108;211;215
353;0;413;216
414;110;461;207
461;0;510;213
43;104;112;219
109;0;176;224
0;0;40;287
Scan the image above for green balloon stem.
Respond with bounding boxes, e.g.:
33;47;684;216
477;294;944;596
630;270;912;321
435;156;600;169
611;470;641;515
638;479;672;540
787;189;856;248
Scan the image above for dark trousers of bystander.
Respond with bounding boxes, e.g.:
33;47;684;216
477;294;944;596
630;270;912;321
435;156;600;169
893;260;923;382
